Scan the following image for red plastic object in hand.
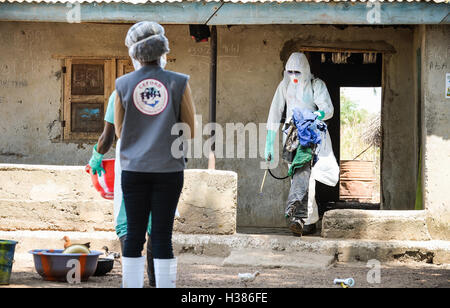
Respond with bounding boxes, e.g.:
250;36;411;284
85;159;115;200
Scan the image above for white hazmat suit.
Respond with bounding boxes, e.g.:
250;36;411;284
266;52;338;229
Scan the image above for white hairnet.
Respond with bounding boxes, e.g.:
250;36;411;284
125;21;170;63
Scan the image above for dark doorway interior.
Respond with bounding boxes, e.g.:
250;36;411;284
305;51;383;215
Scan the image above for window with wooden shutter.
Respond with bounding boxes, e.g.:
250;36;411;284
62;58;116;141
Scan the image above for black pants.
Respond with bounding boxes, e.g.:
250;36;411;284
121;170;184;259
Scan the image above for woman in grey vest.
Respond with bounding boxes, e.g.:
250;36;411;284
114;21;195;288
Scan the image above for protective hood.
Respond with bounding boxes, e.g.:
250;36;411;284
284;52;314;106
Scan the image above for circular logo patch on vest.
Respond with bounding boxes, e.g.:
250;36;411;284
133;79;169;115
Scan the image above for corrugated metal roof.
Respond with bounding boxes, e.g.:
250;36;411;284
0;0;447;3
1;0;447;24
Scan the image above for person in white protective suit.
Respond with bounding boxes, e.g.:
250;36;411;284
265;52;339;236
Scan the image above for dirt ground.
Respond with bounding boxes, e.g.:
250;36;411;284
2;257;449;288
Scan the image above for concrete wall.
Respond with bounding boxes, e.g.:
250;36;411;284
380;27;418;211
0;22;418;227
0;164;238;235
422;25;450;240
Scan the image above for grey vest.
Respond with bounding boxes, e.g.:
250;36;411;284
116;64;189;173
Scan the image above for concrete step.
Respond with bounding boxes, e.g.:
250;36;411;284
322;209;432;241
223;248;335;270
1;230;449;265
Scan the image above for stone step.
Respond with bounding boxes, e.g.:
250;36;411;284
1;230;449;265
322;209;432;241
223;248;335;270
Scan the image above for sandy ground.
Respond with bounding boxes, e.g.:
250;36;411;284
2;255;449;288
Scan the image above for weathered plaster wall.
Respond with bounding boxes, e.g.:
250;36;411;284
422;25;450;240
0;22;130;163
380;27;417;211
0;22;418;227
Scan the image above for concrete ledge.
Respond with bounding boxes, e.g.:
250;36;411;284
0;164;237;235
321;209;432;241
1;230;449;265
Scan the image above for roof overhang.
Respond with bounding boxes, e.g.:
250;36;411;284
0;1;448;25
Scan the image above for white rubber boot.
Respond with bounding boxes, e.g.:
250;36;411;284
122;256;146;288
154;258;177;288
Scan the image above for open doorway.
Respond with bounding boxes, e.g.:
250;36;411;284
340;87;381;205
305;50;383;213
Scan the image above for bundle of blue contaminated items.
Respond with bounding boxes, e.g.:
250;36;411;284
285;108;328;177
292;108;327;147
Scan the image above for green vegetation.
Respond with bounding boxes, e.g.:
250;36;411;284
340;94;369;127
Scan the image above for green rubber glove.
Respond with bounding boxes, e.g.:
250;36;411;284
314;110;325;120
89;144;106;176
265;130;276;161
